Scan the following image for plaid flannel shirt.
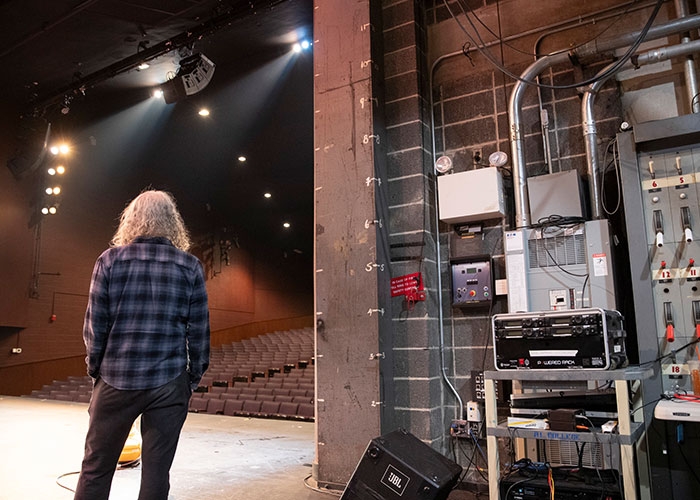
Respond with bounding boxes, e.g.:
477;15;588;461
83;236;210;390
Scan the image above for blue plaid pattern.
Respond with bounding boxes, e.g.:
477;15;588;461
83;237;210;390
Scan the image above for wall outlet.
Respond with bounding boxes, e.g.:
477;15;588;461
11;347;22;354
472;148;482;165
467;401;482;422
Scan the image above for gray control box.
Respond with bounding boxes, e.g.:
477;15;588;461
451;259;492;307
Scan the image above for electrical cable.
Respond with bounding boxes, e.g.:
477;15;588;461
442;0;665;90
56;458;142;494
601;137;622;216
639;337;700;367
453;0;638;59
55;471;80;493
303;474;343;497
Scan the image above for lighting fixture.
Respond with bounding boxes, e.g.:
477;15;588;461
153;89;164;98
283;222;291;229
47;164;66;176
45;186;61;195
293;40;312;53
50;144;70;155
264;192;272;199
435;155;453;174
238;156;246;163
488;151;508;168
198;108;210;116
138;63;150;70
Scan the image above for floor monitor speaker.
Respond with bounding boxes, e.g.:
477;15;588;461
340;429;462;500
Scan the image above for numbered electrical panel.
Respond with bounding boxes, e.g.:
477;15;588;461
637;147;700;392
450;258;492;307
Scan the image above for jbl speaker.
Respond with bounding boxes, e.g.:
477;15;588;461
340;429;462;500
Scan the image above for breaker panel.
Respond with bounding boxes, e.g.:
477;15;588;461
637;147;700;392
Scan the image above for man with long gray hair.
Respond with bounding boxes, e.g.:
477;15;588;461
74;189;210;500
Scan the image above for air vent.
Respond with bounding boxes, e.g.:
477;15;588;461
528;233;585;269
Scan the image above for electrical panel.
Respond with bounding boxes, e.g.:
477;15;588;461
504;220;617;313
636;147;700;393
450;259;492;307
527;170;585;222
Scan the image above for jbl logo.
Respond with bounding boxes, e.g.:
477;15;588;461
381;464;410;495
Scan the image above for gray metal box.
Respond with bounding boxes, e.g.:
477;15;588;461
527;170;585;222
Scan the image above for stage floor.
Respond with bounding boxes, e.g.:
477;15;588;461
0;396;329;500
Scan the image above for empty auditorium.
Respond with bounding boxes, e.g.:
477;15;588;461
3;1;700;499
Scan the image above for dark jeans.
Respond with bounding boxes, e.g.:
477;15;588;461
74;370;191;500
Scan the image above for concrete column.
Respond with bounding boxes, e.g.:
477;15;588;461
313;0;392;487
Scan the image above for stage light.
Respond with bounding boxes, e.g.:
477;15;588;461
264;192;272;199
238;156;246;163
48;206;57;215
293;40;312;53
198;108;210;116
138;62;150;70
48;164;66;176
153;89;163;98
45;186;61;195
50;143;70;155
283;222;291;229
41;207;49;215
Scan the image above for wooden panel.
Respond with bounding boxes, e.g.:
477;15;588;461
0;355;86;396
210;315;313;347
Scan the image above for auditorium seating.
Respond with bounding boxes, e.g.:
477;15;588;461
24;327;315;422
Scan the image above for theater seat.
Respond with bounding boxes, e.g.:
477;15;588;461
189;397;208;413
206;399;225;415
235;400;263;418
223;399;244;416
276;402;299;419
296;403;315;421
259;401;280;417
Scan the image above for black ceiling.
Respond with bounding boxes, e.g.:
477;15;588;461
1;0;314;257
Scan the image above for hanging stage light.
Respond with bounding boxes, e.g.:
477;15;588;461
161;53;216;104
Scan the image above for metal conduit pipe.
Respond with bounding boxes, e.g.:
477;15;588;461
510;13;700;228
508;52;569;229
583;37;700;218
674;0;700;113
582;60;619;220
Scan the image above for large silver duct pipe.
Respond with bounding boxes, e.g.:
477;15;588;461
675;0;700;113
583;37;700;218
510;13;700;228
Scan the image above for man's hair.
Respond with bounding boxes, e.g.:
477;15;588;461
111;190;191;251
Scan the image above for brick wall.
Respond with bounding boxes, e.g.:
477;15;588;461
381;0;628;464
